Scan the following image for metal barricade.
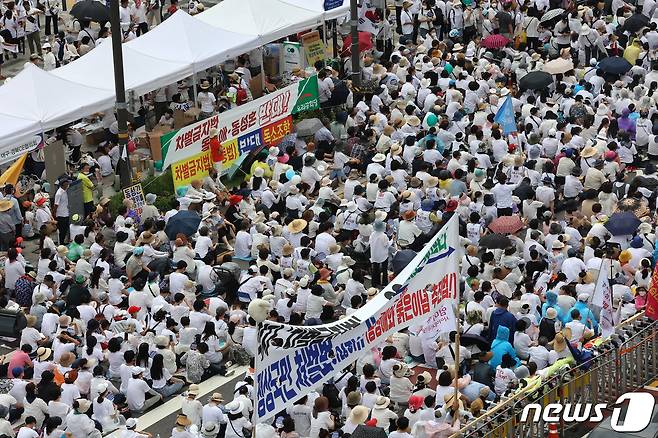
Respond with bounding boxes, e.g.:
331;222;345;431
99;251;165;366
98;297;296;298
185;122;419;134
451;314;658;438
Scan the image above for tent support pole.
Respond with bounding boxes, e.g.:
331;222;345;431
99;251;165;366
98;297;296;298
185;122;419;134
192;72;198;106
332;19;338;59
261;47;266;92
322;20;328;67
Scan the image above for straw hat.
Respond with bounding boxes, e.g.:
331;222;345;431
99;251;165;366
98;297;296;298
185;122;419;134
282;244;294;256
372;153;386;163
342;256;356;266
36;347;52;362
346;391;362;406
0;200;12;212
155;335;169;348
288;219;308;234
425;176;439;188
416;370;432;385
225;400;245;415
76;398;91;413
25;315;37;327
138;231;155;245
406;116;421;127
188;384;200;396
210;393;224;403
201;422;219;438
552;240;565;250
176;414;192;427
392;362;410;378
199;80;211;90
349;405;370;424
581;146;598;158
470;397;484;414
551;332;567;352
59;352;75;367
372;64;386;76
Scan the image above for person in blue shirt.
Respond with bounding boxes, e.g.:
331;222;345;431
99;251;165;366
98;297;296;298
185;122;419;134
564;293;599;333
541;291;565;322
488;325;520;370
488;296;517;343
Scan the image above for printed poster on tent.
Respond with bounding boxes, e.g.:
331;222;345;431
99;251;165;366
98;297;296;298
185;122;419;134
161;75;319;187
0;133;44;166
254;216;460;421
301;31;326;67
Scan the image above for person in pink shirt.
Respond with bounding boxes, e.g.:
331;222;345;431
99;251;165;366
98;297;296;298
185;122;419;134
7;345;33;378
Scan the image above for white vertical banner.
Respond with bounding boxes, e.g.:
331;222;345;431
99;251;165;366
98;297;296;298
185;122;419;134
592;259;615;339
254;216;460;421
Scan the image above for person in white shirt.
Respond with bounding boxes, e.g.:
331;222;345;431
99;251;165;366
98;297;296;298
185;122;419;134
564;309;593;347
17;417;39;438
42;42;56;70
126;368;162;414
513;319;533;360
131;0;148;35
528;337;557;370
197;80;216;118
53;178;70;244
317;69;334;104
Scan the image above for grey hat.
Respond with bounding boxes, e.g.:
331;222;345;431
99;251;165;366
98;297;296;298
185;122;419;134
145;193;157;204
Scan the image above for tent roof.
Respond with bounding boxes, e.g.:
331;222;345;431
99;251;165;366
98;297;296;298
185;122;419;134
279;0;349;20
0;114;42;153
128;11;258;73
197;0;322;41
0;64;115;129
52;41;191;96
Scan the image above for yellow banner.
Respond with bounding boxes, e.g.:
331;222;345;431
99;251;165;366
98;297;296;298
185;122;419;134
0;153;27;188
171;149;213;189
221;138;240;170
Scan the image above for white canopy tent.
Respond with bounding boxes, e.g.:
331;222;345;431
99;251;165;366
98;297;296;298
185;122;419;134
196;0;323;42
128;11;258;74
53;41;191;96
0;64;116;148
0;0;347;154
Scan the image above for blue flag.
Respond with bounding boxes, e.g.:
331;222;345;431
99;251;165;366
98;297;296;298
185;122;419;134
494;96;517;135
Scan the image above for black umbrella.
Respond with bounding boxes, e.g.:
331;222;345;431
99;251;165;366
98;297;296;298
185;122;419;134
460;333;491;351
70;0;110;22
622;13;650;33
604;211;641;236
392;249;417;275
479;233;512;250
598;56;632;75
519;71;554;91
165;210;202;240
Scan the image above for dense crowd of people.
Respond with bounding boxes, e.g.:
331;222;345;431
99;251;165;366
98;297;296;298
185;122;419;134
1;0;658;436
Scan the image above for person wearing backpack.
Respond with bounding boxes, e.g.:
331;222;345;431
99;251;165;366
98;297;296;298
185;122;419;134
226;72;251;107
